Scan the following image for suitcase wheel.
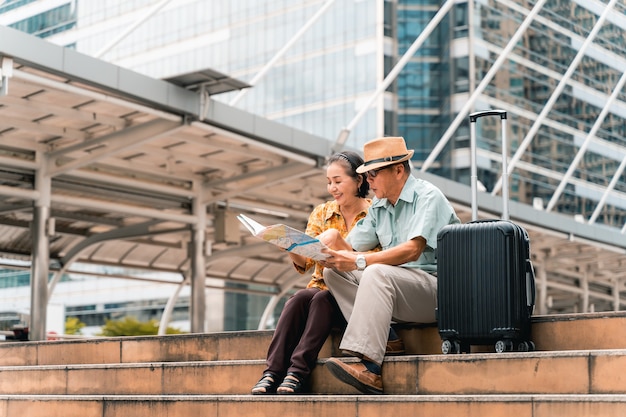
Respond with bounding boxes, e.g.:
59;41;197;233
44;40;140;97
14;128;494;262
495;339;514;353
441;339;461;354
516;340;536;352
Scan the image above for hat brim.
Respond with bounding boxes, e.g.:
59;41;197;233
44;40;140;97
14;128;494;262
356;150;414;174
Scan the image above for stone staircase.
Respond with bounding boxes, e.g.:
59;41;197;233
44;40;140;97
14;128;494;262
0;312;625;416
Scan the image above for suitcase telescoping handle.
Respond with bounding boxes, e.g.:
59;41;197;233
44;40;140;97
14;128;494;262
469;110;508;221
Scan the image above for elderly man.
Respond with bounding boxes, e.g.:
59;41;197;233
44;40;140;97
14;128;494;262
322;136;460;394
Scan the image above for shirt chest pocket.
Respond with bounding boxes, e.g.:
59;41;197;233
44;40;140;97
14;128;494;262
376;231;393;250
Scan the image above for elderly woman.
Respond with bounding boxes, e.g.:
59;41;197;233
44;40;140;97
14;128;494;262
251;151;374;395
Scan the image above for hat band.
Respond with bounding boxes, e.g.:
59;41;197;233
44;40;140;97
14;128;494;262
363;154;408;167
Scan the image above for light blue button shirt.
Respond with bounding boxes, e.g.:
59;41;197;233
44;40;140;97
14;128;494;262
346;175;460;272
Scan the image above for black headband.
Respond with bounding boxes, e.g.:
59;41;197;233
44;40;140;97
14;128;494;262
363;154;408;166
338;153;357;170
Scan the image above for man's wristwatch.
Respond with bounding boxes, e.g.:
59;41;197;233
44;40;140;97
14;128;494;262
355;254;367;271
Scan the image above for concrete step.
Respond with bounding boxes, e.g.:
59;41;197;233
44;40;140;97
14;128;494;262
2;312;625;417
2;394;625;417
1;311;625;366
0;330;276;366
2;349;626;396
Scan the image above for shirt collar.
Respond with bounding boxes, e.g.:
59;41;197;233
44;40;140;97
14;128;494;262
324;200;342;221
325;198;371;219
397;175;417;204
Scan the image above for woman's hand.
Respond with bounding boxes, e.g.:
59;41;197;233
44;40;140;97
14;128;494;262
288;251;307;269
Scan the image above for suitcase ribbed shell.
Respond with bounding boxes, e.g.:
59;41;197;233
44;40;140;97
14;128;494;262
436;219;534;352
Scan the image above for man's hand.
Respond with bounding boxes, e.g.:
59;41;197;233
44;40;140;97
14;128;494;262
317;229;352;250
321;249;359;272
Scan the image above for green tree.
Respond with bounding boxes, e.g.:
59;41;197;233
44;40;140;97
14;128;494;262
65;316;86;335
97;316;184;336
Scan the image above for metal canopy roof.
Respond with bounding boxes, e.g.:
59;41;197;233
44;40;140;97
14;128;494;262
0;25;331;305
0;25;625;334
164;68;251;95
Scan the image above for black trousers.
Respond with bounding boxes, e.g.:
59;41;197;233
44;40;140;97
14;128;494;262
264;287;346;380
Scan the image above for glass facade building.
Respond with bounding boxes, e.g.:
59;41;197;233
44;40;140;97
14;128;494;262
448;0;626;229
1;0;625;321
1;0;76;38
34;0;623;230
38;1;386;149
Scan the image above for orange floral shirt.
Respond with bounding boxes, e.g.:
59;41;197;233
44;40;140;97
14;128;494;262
293;199;371;290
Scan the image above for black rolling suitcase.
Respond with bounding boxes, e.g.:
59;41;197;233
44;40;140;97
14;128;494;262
436;110;535;354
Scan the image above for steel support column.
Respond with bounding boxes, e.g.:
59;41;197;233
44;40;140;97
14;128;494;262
0;57;12;96
30;155;51;341
189;183;207;333
581;273;590;313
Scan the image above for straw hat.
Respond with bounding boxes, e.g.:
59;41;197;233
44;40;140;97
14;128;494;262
356;137;414;173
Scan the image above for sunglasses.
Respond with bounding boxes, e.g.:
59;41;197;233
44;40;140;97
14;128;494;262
366;165;390;179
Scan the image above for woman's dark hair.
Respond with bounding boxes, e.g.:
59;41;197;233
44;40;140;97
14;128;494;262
327;151;369;198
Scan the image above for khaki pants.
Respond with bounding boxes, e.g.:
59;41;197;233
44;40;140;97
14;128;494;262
323;264;437;364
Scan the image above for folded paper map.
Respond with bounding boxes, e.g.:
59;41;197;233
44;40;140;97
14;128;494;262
237;213;329;261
